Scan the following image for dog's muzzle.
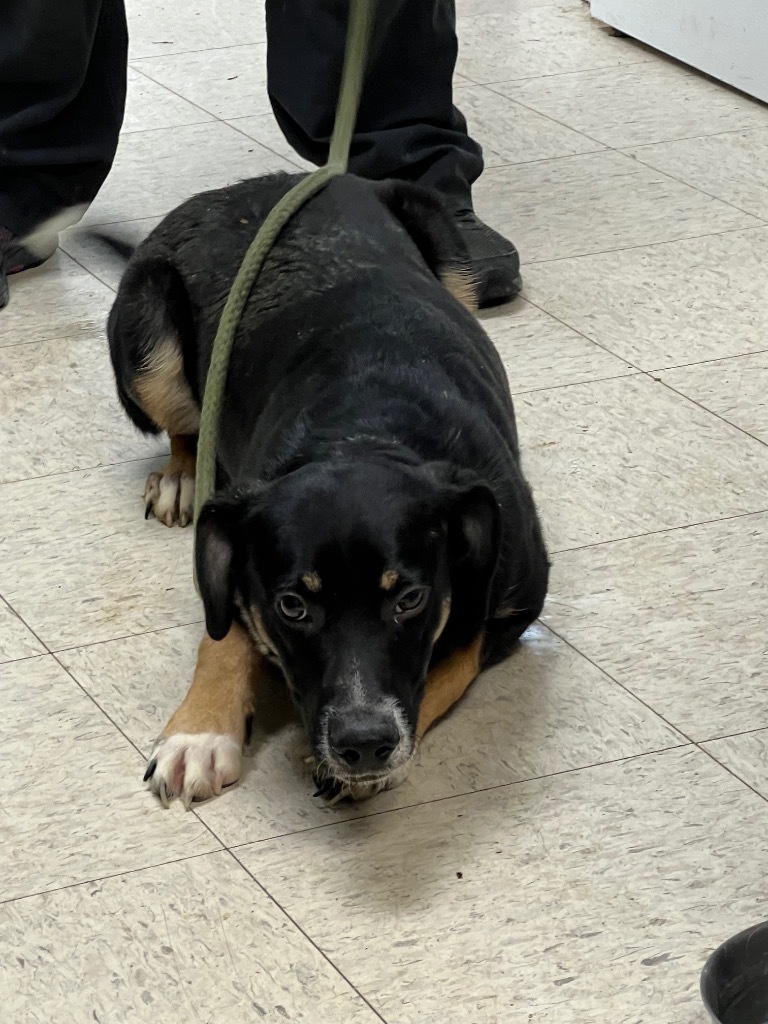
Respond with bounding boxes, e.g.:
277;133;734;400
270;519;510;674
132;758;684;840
322;703;412;781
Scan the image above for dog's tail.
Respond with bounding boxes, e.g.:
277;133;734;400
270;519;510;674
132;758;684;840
89;231;137;263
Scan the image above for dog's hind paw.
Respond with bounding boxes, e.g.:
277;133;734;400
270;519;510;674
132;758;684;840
144;732;241;809
144;468;195;527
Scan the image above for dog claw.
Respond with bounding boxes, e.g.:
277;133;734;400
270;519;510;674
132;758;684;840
143;758;157;782
144;501;153;520
158;780;170;809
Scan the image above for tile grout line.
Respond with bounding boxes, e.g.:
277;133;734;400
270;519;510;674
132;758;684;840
0;849;223;908
227;848;389;1023
219;743;693;853
543;623;768;807
549;504;768;557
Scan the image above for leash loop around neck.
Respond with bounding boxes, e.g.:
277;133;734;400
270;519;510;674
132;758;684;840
192;0;376;591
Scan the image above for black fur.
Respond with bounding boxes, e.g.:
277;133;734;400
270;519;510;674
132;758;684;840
107;171;549;778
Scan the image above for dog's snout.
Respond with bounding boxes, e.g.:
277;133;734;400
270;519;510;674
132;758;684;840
328;710;401;772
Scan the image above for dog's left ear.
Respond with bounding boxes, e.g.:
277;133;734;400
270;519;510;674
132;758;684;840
195;495;246;642
425;464;500;645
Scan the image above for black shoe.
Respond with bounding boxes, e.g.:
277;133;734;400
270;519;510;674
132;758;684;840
452;210;522;309
0;227;58;310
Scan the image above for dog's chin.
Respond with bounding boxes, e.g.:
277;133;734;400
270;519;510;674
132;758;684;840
312;750;414;805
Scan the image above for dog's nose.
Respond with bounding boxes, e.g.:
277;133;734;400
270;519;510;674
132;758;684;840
328;710;400;772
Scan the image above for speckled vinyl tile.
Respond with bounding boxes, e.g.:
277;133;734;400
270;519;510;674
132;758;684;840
132;44;270;121
0;655;220;903
515;374;768;550
628;129;768;220
60;622;681;847
473;151;759;266
482;298;636;394
456;0;651;84
498;62;768;148
79;122;295;227
238;747;768;1024
0;333;165;483
0;852;379;1024
0;459;199;650
660;352;768;444
524;227;768;369
544;511;768;740
0;599;44;664
0;252;115;348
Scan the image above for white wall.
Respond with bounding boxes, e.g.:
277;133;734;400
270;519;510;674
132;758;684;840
591;0;768;103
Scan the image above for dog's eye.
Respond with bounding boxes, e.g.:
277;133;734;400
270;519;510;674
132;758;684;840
277;593;308;622
394;587;428;621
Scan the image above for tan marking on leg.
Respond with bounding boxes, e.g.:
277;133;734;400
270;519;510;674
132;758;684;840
164;623;257;741
134;336;200;435
145;624;263;807
144;433;197;527
417;633;484;739
380;569;399;591
440;267;478;313
302;572;322;593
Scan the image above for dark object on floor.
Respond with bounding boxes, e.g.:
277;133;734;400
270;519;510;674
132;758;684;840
0;228;58;309
701;921;768;1023
453;210;522;308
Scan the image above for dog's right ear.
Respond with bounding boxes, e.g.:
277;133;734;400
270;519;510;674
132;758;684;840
195;496;246;642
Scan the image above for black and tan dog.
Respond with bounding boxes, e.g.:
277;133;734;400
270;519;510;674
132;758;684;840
106;172;549;806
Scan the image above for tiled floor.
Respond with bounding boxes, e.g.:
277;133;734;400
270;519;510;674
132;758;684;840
2;0;768;1021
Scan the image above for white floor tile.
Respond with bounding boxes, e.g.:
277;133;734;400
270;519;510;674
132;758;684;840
133;44;270;121
524;227;768;369
127;0;266;60
517;374;768;550
60;622;681;847
0;460;198;650
0;599;45;664
0;655;220;903
629;128;768;220
475;151;759;266
498;62;768;147
0;334;165;483
545;512;768;739
660;352;768;445
80;122;296;227
239;748;768;1024
456;1;651;84
122;67;215;134
0;852;379;1024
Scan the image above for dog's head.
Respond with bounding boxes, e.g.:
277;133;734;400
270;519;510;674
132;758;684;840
195;457;499;788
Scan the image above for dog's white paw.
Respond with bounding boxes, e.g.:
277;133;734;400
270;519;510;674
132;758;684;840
144;732;241;809
144;469;195;528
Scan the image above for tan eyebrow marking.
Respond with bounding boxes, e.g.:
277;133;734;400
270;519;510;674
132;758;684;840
380;569;399;591
302;572;322;593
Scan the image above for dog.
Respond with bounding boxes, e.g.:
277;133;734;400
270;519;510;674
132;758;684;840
105;171;549;807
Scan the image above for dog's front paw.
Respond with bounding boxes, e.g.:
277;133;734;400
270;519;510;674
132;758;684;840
144;732;241;808
312;761;412;805
144;468;195;527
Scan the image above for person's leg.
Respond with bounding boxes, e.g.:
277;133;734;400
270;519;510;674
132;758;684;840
266;0;520;307
0;0;128;305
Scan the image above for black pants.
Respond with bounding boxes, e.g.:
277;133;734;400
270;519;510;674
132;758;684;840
0;0;482;237
0;0;128;236
266;0;483;209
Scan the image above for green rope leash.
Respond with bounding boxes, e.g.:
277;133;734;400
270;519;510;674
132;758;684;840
193;0;376;571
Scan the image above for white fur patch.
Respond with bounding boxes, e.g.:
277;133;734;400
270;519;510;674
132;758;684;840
145;732;242;809
144;469;195;527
